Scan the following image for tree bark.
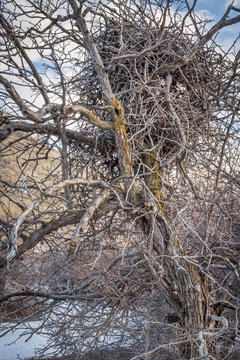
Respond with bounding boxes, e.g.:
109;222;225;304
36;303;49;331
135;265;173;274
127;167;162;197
140;211;210;358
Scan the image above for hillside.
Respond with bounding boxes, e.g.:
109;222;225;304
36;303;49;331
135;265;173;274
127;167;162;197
0;131;61;245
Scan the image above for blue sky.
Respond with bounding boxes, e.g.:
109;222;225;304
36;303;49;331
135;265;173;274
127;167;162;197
194;0;240;51
195;0;229;19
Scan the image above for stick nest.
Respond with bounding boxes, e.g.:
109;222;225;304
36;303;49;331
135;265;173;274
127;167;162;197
76;19;225;166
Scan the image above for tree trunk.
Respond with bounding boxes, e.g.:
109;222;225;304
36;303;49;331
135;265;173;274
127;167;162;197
140;212;210;359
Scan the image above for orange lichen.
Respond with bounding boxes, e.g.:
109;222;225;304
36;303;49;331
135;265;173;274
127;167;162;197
143;150;164;213
107;97;133;175
188;262;201;282
107;98;143;203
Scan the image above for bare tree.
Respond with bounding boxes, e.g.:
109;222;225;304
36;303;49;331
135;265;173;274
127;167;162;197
0;1;240;359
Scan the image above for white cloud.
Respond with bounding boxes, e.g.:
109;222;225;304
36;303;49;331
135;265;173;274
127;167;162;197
225;0;240;7
195;9;216;21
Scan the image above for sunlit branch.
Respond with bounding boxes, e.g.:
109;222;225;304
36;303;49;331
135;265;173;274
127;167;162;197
6;178;110;262
161;74;186;167
0;15;50;104
0;75;40;122
5;121;106;153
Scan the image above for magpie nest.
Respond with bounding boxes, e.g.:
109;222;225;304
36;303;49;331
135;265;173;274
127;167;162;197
77;20;225;167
